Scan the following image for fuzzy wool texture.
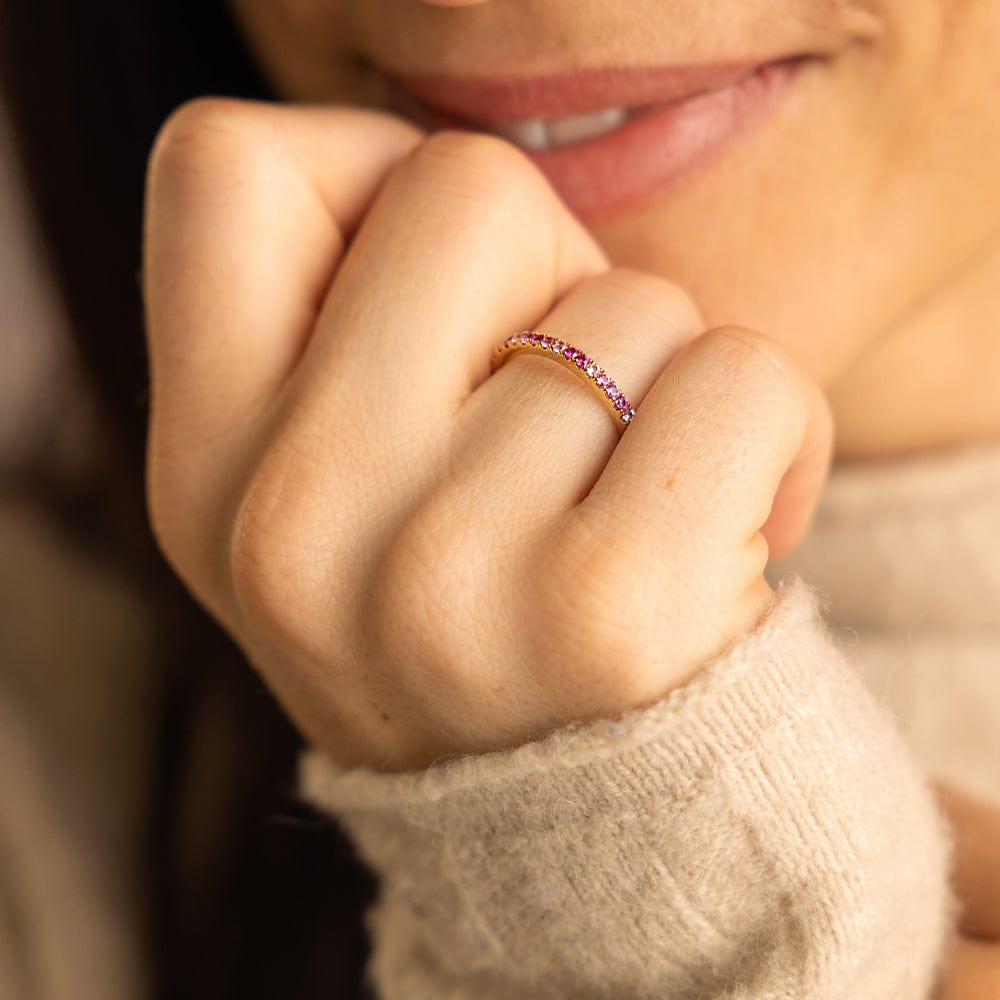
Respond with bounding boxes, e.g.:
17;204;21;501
768;437;1000;806
300;573;959;999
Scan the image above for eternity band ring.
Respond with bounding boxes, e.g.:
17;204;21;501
490;330;637;436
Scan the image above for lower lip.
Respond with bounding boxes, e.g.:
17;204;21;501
393;57;811;221
532;57;810;220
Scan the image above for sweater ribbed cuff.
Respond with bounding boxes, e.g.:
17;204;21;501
299;576;955;1000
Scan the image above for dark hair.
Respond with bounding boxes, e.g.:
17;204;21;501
0;3;374;997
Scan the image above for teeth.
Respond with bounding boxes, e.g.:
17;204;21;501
489;106;629;151
546;107;628;147
490;119;550;151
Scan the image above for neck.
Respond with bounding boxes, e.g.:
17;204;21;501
828;232;1000;463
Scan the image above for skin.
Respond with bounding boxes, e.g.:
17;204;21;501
142;0;1000;994
936;786;1000;998
225;0;1000;462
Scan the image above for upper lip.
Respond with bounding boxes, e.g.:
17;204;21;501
379;58;801;124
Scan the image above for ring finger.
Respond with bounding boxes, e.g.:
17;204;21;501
451;267;704;525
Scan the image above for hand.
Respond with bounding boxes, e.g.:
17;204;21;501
142;99;833;771
936;784;1000;998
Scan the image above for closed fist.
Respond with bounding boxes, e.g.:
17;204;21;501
142;99;833;771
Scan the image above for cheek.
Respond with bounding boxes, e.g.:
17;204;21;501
581;59;884;384
584;5;1000;388
227;0;358;100
268;0;345;36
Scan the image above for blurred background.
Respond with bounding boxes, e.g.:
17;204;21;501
0;12;373;986
0;81;157;997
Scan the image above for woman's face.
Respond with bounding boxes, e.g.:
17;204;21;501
226;0;1000;402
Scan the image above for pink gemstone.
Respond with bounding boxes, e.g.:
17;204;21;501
595;373;609;387
621;411;634;424
552;342;564;354
585;364;598;377
540;337;551;349
574;354;588;368
519;334;529;345
605;384;621;400
528;334;540;346
614;396;630;412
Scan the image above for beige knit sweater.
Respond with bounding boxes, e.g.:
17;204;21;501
6;431;1000;996
299;438;1000;1000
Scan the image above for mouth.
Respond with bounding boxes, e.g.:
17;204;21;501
377;55;819;220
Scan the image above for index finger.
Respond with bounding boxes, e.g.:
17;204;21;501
143;99;426;441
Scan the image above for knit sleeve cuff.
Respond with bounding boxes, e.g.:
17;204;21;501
298;575;956;1000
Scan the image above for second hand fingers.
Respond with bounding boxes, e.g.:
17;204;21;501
937;936;1000;1000
937;783;1000;942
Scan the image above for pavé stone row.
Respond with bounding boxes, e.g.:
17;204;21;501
490;331;637;428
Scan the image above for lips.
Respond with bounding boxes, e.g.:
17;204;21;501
378;55;816;220
382;61;776;124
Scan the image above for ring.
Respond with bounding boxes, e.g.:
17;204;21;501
490;331;637;434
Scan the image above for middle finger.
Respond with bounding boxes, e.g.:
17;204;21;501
285;130;609;456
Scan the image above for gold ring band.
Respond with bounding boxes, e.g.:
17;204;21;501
490;331;637;436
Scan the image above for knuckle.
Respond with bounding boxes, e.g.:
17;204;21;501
149;97;244;170
399;129;550;217
228;446;338;653
698;325;802;394
146;96;277;199
583;267;705;332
